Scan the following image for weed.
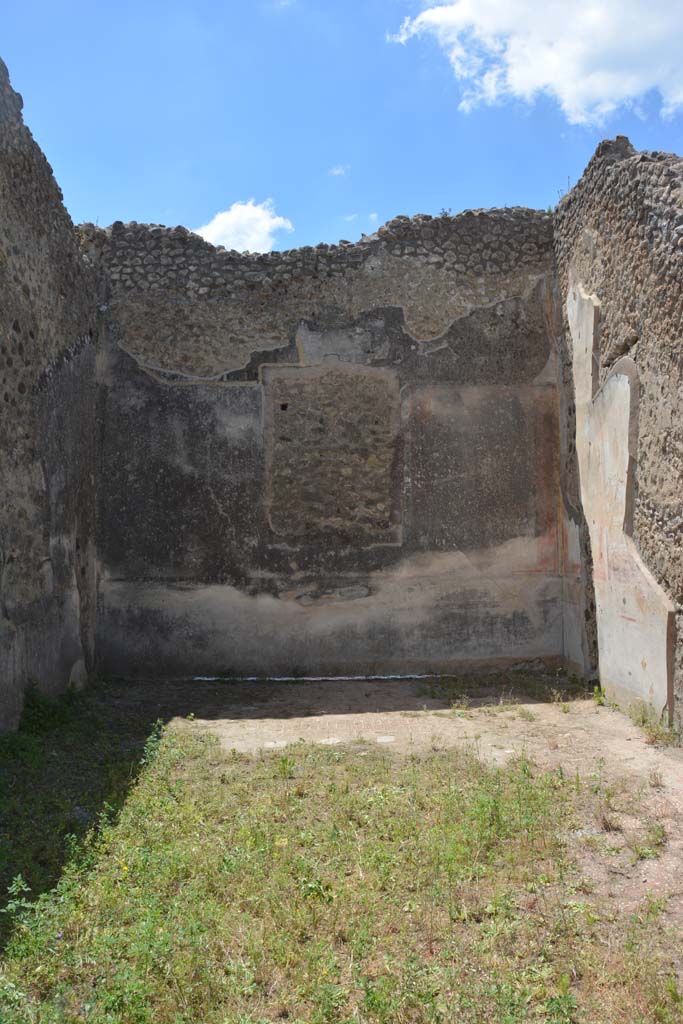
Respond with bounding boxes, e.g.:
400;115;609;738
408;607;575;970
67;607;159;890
642;893;668;921
449;694;471;717
140;719;164;767
0;876;33;926
628;702;679;746
629;822;668;861
666;975;683;1005
600;812;622;833
299;878;334;903
278;754;296;779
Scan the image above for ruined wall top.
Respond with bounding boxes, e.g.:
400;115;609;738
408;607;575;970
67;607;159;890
80;204;552;270
0;59;21;118
555;135;683;347
79;207;554;380
0;58;94;385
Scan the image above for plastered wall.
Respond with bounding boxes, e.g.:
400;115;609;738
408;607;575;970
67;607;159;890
85;212;589;679
555;137;682;724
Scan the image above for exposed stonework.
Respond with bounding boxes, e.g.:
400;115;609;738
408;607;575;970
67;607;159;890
78;209;552;380
555;137;683;725
0;60;97;730
264;364;402;543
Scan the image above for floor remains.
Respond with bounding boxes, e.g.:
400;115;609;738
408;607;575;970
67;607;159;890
105;675;683;927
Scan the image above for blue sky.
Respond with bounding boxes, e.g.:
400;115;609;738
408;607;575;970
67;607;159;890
4;0;683;250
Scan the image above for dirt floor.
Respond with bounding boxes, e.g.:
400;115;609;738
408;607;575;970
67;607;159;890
104;674;683;925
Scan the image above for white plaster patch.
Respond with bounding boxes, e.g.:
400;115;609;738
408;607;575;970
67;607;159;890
568;275;675;719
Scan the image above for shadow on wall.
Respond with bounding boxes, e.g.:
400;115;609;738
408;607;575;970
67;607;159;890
91;671;587;722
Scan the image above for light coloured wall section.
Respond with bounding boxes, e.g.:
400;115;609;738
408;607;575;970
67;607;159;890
568;276;675;718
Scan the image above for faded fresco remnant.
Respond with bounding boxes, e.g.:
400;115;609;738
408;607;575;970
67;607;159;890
568;278;675;717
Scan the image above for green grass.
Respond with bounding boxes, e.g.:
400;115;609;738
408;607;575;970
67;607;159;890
0;683;161;947
1;723;681;1024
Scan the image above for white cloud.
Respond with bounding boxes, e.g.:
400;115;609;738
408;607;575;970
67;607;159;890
344;213;359;222
392;0;683;125
194;199;293;253
329;164;350;176
368;212;379;223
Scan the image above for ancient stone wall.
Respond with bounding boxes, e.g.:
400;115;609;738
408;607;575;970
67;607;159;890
0;60;97;730
5;43;678;724
555;138;683;723
84;209;593;679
